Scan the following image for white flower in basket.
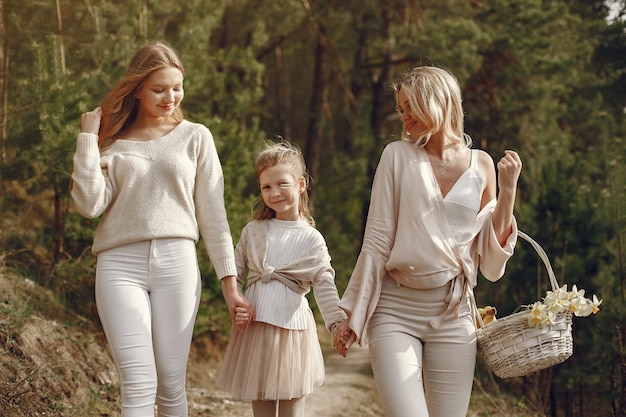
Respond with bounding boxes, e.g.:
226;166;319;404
474;232;603;379
527;284;602;328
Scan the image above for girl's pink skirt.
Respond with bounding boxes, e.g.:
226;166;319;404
216;312;325;401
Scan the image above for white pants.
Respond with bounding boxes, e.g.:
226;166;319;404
367;277;476;417
96;239;201;417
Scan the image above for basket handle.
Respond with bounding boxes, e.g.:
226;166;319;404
472;231;560;329
517;231;560;292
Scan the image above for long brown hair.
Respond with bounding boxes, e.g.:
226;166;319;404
252;141;315;226
98;41;184;149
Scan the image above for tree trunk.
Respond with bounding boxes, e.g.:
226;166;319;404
618;210;626;417
55;0;66;74
300;0;331;212
1;0;8;164
139;0;148;40
304;33;329;211
274;44;292;141
53;183;65;265
362;6;393;231
616;326;626;417
550;380;558;417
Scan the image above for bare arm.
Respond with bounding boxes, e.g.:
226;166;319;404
479;150;522;246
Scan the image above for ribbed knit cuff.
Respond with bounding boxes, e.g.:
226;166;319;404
215;258;238;280
76;133;99;153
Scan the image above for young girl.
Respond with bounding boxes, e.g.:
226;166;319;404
216;141;347;417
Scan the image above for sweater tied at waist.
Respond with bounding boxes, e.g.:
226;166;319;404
248;267;310;295
260;266;275;283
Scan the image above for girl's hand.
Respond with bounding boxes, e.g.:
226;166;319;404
333;319;356;357
81;107;102;135
231;294;255;331
234;306;252;330
222;276;255;330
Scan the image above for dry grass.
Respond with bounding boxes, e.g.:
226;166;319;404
0;268;118;416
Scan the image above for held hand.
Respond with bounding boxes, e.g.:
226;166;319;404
332;319;356;358
231;293;255;331
496;150;522;193
234;306;253;330
341;331;357;356
222;276;255;331
81;107;102;135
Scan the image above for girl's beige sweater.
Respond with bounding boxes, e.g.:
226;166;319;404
235;219;347;332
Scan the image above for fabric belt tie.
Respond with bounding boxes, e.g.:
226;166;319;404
429;275;467;329
248;267;309;295
260;266;275;283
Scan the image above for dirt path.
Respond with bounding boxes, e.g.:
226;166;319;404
302;331;384;417
186;327;384;417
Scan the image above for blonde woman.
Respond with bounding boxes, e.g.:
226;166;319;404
334;66;522;417
71;41;252;416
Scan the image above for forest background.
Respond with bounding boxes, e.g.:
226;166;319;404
0;0;625;416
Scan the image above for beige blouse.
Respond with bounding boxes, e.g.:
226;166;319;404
339;140;517;345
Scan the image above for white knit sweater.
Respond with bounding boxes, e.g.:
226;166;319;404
236;219;347;332
71;120;237;279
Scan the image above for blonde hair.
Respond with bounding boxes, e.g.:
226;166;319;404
98;41;184;149
252;141;314;226
392;66;472;148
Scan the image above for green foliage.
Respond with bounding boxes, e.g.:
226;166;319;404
194;287;233;344
0;279;35;338
1;0;625;414
48;257;99;323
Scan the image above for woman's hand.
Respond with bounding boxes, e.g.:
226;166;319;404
333;319;356;357
81;107;102;135
496;150;522;195
492;150;522;245
221;276;255;331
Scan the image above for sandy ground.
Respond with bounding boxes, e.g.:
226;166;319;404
303;343;384;417
186;327;384;417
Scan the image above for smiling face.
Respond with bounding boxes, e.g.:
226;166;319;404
135;66;184;120
258;163;306;221
396;87;424;140
393;67;467;146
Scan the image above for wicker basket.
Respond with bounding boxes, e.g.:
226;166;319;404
475;231;573;379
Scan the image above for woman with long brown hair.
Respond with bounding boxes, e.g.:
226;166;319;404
71;41;252;417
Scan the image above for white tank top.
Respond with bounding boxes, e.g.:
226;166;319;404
444;149;483;228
